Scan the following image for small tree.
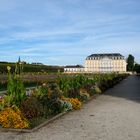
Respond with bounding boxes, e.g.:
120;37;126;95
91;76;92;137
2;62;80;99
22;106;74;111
127;54;135;71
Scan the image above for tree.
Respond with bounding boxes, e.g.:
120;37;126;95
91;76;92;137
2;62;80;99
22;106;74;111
134;64;140;73
127;54;135;71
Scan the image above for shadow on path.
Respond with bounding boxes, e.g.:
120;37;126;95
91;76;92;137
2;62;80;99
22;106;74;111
104;75;140;103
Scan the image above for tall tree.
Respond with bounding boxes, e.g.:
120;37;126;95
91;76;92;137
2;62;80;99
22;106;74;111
127;54;135;71
134;64;140;73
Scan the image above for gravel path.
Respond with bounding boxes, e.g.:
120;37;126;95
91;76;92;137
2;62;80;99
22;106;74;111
1;75;140;140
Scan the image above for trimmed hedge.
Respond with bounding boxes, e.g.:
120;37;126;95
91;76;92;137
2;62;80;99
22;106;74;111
0;62;64;74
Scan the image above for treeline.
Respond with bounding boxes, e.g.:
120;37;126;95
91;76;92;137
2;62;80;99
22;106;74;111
0;62;64;74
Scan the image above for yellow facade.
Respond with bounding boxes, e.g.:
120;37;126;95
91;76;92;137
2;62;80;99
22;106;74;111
85;54;127;73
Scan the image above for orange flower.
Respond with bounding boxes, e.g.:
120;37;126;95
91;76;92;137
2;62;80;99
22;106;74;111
0;106;29;129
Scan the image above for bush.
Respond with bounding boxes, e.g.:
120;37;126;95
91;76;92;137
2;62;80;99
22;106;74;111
37;82;64;116
20;96;43;119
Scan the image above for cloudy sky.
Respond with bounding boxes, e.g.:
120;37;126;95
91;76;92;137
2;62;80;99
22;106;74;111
0;0;140;65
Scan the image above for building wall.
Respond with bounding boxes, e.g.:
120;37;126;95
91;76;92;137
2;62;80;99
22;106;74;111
64;67;84;73
85;56;127;73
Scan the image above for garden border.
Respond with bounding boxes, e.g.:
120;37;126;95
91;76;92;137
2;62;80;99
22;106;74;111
0;94;98;133
0;75;127;133
0;111;67;133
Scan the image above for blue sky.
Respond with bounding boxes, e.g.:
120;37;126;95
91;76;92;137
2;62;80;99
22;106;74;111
0;0;140;65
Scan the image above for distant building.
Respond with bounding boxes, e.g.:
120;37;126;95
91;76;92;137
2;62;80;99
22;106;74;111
31;62;43;65
85;53;127;73
18;56;26;64
64;65;84;73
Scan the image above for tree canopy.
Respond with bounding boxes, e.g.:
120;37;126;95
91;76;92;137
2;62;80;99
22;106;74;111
127;54;135;71
134;64;140;74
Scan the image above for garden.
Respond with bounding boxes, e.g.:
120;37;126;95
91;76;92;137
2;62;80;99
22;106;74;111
0;65;128;130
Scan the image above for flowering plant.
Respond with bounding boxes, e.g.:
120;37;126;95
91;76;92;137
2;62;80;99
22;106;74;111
69;98;82;110
0;105;29;128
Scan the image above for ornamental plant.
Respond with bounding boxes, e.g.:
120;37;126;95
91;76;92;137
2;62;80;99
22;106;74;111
61;96;82;110
7;65;27;106
37;82;64;116
82;92;90;98
58;74;89;98
69;98;82;110
60;100;72;111
79;90;90;102
20;95;44;119
0;106;29;128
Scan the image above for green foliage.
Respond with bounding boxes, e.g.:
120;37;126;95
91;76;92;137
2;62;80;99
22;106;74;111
37;82;63;117
134;64;140;74
0;72;129;129
127;54;135;71
58;74;89;98
0;62;63;74
37;85;48;97
58;73;128;99
6;65;27;106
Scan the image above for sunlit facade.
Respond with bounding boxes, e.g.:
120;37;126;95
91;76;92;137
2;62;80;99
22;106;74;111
64;65;84;73
85;53;127;73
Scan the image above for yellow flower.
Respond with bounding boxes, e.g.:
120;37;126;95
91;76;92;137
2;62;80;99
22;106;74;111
7;66;11;71
69;98;82;110
61;96;82;110
0;106;29;129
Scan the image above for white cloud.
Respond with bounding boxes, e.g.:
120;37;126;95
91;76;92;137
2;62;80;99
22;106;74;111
0;0;140;64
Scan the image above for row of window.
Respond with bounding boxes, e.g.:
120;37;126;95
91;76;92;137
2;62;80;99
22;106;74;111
86;69;125;72
64;68;84;72
86;61;125;63
86;65;125;67
86;67;125;68
87;57;124;60
86;62;125;64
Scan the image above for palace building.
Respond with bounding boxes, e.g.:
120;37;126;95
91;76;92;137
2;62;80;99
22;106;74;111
85;53;127;73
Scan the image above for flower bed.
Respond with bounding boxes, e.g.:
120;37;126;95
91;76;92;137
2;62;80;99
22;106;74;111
0;66;129;131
